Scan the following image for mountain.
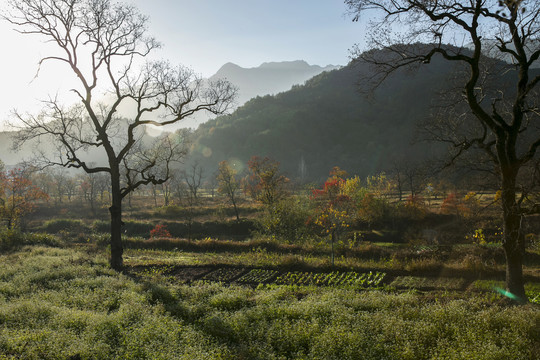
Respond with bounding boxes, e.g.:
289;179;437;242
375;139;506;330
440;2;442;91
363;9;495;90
186;48;520;183
180;61;339;129
1;60;338;166
3;49;527;183
211;60;339;105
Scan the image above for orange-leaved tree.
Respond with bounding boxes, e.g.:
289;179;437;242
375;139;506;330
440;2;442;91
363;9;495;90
0;169;48;229
245;156;289;207
310;167;355;266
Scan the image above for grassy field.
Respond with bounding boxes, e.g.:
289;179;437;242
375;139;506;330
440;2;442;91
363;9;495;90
0;235;539;359
1;196;538;359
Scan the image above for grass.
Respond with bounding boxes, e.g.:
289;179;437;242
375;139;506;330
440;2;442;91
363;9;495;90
0;245;539;359
390;276;467;290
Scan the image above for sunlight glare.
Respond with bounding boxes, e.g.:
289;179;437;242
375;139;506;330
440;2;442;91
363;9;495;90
145;124;164;137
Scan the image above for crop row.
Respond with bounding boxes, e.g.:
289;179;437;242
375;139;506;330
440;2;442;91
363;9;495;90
235;268;280;284
201;268;246;282
274;270;386;288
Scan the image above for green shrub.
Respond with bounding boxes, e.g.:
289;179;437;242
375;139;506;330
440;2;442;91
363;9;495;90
155;204;186;218
92;220;155;238
0;229;61;251
92;220;110;234
41;219;89;234
257;198;312;243
0;228;24;251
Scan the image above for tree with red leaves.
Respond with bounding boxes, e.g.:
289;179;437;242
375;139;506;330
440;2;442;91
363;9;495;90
310;167;354;266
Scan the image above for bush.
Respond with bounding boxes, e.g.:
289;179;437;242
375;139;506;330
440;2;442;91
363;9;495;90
92;220;110;234
0;228;25;251
0;229;61;251
41;219;89;234
149;224;171;239
257;198;312;243
94;220;155;238
154;204;186;218
123;221;154;237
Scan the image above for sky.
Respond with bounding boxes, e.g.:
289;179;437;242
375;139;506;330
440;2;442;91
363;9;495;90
0;0;367;128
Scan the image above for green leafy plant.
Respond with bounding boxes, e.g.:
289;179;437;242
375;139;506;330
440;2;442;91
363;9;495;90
275;270;386;289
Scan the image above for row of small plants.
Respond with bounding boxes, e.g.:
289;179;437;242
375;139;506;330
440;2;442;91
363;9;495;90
236;268;280;284
201;267;247;282
274;270;386;288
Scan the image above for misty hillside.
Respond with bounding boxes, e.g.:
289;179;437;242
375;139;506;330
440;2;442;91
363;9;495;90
211;60;339;105
180;61;339;129
0;60;337;166
2;47;526;181
187;53;459;182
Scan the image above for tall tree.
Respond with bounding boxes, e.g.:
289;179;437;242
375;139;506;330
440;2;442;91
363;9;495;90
346;0;540;301
4;0;236;269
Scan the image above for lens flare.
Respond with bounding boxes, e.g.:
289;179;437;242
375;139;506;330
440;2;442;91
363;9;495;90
493;286;520;301
145;125;164;137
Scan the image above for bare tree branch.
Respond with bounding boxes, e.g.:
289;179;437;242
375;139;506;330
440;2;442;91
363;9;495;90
3;0;236;269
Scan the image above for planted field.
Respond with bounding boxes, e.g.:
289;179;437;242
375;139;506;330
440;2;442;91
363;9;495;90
169;266;214;282
235;268;280;284
201;267;247;282
274;270;386;288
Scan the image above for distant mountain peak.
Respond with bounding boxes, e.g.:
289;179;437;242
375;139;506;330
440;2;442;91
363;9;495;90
209;60;341;104
259;60;310;69
216;62;243;73
171;60;342;130
215;60;339;75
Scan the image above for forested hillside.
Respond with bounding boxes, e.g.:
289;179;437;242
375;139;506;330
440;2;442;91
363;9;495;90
189;51;457;182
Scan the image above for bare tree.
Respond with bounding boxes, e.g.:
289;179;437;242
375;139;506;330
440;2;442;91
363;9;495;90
172;175;196;240
64;175;77;202
78;172;98;215
4;0;236;270
161;178;174;206
181;162;204;201
51;169;67;205
346;0;540;301
217;160;241;222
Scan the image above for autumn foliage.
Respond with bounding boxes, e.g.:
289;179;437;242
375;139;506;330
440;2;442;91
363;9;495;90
245;156;289;206
149;224;172;239
0;169;49;229
310;169;354;235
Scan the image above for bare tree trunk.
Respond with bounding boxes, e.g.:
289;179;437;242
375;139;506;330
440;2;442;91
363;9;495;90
331;230;336;267
109;171;123;270
501;170;526;301
232;197;240;222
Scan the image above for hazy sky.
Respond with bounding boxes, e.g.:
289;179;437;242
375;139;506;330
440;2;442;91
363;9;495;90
0;0;366;127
